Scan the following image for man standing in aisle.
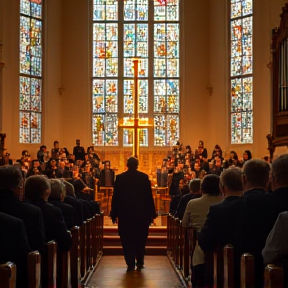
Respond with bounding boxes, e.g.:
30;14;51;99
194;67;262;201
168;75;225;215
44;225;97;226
110;157;157;272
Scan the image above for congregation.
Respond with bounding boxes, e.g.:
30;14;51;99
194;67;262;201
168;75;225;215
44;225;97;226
1;136;288;288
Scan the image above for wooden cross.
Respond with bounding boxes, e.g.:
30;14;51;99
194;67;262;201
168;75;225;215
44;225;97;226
119;59;152;158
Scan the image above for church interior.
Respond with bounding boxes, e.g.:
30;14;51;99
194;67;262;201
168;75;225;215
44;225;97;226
1;0;288;287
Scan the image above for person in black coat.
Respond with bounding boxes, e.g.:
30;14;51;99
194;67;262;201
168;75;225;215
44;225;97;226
64;180;84;226
73;139;85;161
174;178;201;220
235;155;288;288
49;179;75;230
73;178;100;217
24;175;72;252
0;165;45;254
0;212;32;288
110;157;157;271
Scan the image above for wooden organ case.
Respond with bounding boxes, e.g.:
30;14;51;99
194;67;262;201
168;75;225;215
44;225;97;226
267;3;288;161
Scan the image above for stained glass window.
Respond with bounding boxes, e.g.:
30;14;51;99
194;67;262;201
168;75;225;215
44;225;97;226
19;0;42;143
230;0;253;144
92;0;180;147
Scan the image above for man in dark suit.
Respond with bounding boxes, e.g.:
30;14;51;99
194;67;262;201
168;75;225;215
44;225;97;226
24;175;72;252
73;139;85;161
73;178;100;217
174;178;201;220
235;154;288;288
110;157;156;272
0;165;45;254
64;180;84;227
0;212;31;288
49;179;75;230
199;167;243;249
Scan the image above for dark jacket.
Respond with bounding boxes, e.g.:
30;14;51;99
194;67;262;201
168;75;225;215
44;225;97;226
0;189;45;253
174;193;201;220
73;146;85;161
0;212;31;288
235;187;288;288
110;169;156;234
48;199;75;230
199;196;241;252
64;196;84;227
30;200;72;252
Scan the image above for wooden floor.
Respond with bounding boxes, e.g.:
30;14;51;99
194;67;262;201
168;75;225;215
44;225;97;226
87;255;186;288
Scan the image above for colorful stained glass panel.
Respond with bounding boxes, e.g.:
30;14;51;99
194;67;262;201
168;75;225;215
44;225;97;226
20;0;42;18
93;0;118;21
93;23;118;77
123;128;148;146
124;80;148;114
20;0;42;143
124;0;148;21
231;17;252;76
230;0;253;144
154;23;179;77
154;0;179;21
231;0;252;19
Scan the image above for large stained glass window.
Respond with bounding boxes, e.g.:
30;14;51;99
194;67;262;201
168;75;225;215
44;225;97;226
92;0;180;147
19;0;43;143
230;0;253;144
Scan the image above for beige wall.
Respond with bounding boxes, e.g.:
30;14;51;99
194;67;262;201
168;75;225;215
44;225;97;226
0;0;287;162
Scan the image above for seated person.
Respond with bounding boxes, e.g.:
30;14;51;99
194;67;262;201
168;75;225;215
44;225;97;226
0;165;45;253
198;168;243;288
26;159;43;177
0;212;32;288
99;160;115;187
262;211;288;287
64;180;84;226
49;179;75;230
37;145;48;162
235;154;288;288
182;174;222;287
169;181;188;215
24;175;72;252
169;165;184;196
44;158;62;178
73;178;100;217
174;178;202;220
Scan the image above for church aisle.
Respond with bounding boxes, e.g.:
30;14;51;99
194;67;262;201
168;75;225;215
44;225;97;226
87;255;186;288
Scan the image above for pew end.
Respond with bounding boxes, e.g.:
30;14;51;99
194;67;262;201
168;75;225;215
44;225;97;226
264;264;284;288
0;262;16;288
28;251;41;288
223;244;234;288
241;253;255;288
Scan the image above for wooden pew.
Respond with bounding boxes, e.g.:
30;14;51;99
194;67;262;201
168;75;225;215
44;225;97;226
58;251;71;288
70;227;80;288
80;221;87;278
241;253;255;288
183;225;190;280
214;246;224;288
167;214;172;253
264;264;284;288
42;241;57;288
175;218;181;268
28;251;41;288
0;262;16;288
223;245;234;288
85;219;92;270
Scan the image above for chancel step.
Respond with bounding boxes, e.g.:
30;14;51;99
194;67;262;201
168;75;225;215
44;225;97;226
103;226;167;255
